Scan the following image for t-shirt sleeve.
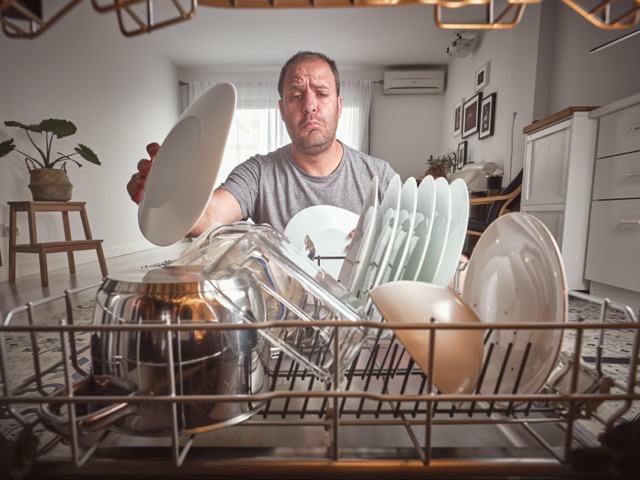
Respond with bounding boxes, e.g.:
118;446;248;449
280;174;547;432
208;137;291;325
217;157;261;221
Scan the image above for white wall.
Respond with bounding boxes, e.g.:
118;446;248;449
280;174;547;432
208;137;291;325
0;1;180;281
370;86;445;181
544;2;640;112
440;6;542;182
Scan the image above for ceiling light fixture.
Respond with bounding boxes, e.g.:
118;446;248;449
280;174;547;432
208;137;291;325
1;0;639;39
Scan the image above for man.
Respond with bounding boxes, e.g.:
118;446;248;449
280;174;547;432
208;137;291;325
127;51;396;237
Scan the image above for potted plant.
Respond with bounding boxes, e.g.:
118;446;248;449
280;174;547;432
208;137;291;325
417;152;458;184
0;118;101;201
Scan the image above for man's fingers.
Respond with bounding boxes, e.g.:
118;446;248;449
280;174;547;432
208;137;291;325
146;142;160;159
137;158;152;176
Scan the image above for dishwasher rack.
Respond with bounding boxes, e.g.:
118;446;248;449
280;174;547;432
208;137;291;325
1;283;639;479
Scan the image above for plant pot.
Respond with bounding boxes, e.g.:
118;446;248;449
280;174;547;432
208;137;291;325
28;168;73;201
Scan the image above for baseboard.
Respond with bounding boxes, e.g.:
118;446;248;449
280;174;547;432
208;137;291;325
0;240;189;283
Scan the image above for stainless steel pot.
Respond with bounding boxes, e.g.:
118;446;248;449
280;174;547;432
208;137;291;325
43;265;269;437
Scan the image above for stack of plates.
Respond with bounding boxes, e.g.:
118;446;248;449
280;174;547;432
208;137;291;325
338;174;470;301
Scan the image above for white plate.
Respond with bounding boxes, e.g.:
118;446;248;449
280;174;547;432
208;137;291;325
338;177;379;295
360;174;402;298
139;83;237;246
284;205;358;279
461;212;567;399
416;177;451;283
432;178;469;287
384;177;418;283
402;176;436;281
370;281;484;395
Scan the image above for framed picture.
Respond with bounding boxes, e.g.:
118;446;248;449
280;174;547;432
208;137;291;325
462;93;481;138
479;92;497;139
475;62;490;91
453;99;463;137
457;141;467;170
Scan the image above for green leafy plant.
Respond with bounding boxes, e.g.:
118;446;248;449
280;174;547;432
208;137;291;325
426;152;457;171
0;118;100;170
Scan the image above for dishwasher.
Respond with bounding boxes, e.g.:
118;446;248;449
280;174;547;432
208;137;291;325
1;230;639;479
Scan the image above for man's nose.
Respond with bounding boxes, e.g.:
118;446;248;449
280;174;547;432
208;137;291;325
303;93;318;114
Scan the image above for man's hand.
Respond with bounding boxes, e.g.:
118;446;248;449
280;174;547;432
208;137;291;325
126;142;160;204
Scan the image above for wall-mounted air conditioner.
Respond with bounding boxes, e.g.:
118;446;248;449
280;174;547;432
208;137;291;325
383;70;445;95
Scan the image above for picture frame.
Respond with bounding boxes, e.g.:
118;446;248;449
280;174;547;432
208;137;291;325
479;92;497;139
457;141;467;170
475;61;490;92
453;99;463;137
462;93;481;138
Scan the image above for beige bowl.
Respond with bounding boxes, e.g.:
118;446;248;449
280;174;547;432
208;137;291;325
369;281;484;395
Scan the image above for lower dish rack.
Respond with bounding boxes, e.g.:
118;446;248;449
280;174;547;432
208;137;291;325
1;283;638;479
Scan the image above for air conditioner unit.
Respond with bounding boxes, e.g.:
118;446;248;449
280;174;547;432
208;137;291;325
383;70;445;95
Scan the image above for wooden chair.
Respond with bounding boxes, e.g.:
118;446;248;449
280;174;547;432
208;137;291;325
467;169;523;237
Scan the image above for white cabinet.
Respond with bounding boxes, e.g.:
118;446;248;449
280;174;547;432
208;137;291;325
522;108;598;290
586;94;640;311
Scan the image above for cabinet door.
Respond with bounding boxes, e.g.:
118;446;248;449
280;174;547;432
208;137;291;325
521;206;564;248
523;121;570;206
592;151;640;200
585;198;640;293
597;102;640;158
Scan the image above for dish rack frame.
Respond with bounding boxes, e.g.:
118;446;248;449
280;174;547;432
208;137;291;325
1;283;638;479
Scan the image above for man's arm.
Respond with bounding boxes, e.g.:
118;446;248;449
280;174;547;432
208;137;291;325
188;188;244;237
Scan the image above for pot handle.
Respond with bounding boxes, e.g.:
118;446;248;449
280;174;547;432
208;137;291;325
78;402;139;433
39;377;140;436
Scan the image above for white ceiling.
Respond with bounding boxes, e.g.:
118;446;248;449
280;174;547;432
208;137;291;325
132;5;462;69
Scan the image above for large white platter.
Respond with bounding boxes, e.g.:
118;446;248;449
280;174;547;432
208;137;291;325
461;212;568;400
432;178;469;287
383;177;418;283
139;82;237;246
338;177;379;295
415;177;451;283
402;176;436;281
360;174;402;298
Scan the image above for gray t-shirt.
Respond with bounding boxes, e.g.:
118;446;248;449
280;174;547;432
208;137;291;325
219;142;396;233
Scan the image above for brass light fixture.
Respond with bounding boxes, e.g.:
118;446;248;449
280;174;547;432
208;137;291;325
1;0;638;40
0;0;82;38
91;0;197;37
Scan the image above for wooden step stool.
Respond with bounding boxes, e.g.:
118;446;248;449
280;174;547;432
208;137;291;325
8;201;108;287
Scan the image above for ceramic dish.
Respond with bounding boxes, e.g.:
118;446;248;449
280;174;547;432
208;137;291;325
139;82;237;246
359;174;402;298
338;177;379;295
402;176;436;281
369;281;484;395
284;205;359;280
461;212;568;400
432;178;469;287
415;177;451;283
383;177;418;283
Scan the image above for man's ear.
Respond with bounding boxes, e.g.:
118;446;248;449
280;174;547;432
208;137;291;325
278;99;284;116
337;96;343;118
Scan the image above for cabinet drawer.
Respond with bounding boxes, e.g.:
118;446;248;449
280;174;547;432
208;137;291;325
585;198;640;293
592;151;640;200
597;102;640;158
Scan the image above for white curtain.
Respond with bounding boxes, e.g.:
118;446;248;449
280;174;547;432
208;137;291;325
337;80;372;154
186;79;372;187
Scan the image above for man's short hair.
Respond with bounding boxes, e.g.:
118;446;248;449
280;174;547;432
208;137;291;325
278;51;341;98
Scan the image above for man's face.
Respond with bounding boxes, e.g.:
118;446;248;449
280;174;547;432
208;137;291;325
279;59;342;156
